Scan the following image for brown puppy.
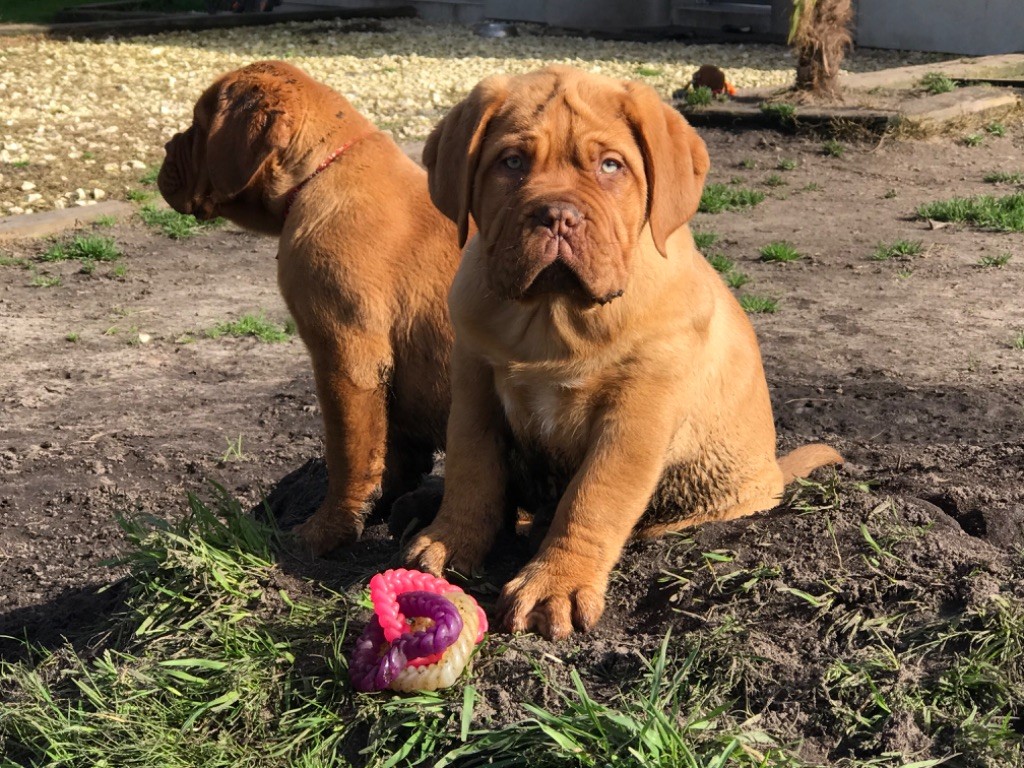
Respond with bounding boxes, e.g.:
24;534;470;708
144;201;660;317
404;66;841;638
159;61;461;554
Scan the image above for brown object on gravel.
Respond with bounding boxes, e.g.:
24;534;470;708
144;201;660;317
403;66;841;639
158;60;461;554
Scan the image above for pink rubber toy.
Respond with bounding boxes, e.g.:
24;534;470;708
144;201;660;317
349;568;487;692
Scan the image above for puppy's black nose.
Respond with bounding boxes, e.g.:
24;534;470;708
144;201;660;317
531;203;583;235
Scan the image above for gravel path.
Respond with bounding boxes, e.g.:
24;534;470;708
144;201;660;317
0;18;943;215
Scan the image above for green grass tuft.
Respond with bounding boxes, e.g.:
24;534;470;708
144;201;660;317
983;171;1023;185
139;204;223;239
871;240;924;261
763;173;786;188
685;85;713;107
739;294;778;313
0;255;30;268
760;101;796;125
29;274;62;288
126;188;155;203
692;231;719;251
206;313;296;343
706;253;733;273
139;167;160;185
917;193;1024;232
963;133;984;148
920;72;956;94
822;140;845;158
759;241;803;263
40;235;121;263
1013;332;1024;350
978;253;1011;268
777;158;797;171
699;184;766;214
724;271;750;289
636;65;662;77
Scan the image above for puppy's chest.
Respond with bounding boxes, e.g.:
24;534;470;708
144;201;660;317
494;367;594;461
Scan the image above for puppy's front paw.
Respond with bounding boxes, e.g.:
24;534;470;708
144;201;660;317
292;503;363;556
497;558;606;640
403;521;488;577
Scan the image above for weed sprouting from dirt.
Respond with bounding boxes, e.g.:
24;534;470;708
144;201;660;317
1013;332;1024;350
778;158;798;171
760;101;797;126
760;241;803;263
978;253;1012;268
963;133;985;148
0;255;30;268
699;184;766;214
205;313;296;343
139;167;160;185
984;171;1023;185
871;240;924;261
685;85;713;107
985;122;1006;137
29;274;61;288
139;204;223;239
763;174;787;188
40;235;121;264
724;271;750;289
919;72;956;94
917;193;1024;232
707;253;734;273
822;140;845;158
693;231;719;251
738;294;779;313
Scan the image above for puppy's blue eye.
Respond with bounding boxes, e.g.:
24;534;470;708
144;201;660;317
503;155;524;171
600;158;622;174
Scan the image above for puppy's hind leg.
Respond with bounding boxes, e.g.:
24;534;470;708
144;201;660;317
293;338;392;556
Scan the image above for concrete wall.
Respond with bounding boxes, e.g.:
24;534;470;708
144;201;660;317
855;0;1024;55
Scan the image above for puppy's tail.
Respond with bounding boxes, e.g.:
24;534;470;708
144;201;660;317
777;443;844;484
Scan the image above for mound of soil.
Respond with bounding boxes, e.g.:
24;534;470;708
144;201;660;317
1;126;1022;763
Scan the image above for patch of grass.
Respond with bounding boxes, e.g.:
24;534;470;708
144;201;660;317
692;231;718;251
883;188;899;199
220;435;249;463
699;184;766;214
1013;332;1024;350
206;313;295;343
81;151;96;161
920;72;957;94
738;158;756;170
802;182;823;193
984;171;1023;185
760;101;796;125
112;263;128;279
917;193;1024;232
636;65;662;77
724;271;750;289
93;215;117;228
985;122;1006;137
40;235;121;264
139;167;160;185
65;332;80;343
777;158;797;171
739;294;778;313
822;140;845;158
0;255;30;268
759;241;803;263
763;173;786;188
684;85;713;107
871;239;924;261
125;188;155;203
963;133;984;148
706;253;733;273
12;160;30;168
139;204;223;239
978;253;1011;268
30;274;62;288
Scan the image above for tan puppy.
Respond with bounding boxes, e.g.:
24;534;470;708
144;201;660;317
404;66;841;638
159;61;461;554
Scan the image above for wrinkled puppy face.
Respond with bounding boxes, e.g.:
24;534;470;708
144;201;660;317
424;66;710;306
157;61;295;228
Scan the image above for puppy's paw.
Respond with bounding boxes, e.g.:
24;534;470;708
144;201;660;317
403;521;487;577
497;559;606;640
292;505;363;557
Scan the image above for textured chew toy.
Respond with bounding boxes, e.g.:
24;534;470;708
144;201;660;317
350;569;487;692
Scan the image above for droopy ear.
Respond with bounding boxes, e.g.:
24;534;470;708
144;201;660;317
422;76;508;248
204;76;293;202
623;81;711;257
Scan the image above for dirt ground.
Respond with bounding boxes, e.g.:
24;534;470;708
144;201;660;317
1;125;1022;764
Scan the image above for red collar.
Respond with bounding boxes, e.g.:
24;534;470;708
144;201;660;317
282;131;375;219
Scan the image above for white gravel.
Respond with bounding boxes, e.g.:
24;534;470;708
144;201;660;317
0;18;943;214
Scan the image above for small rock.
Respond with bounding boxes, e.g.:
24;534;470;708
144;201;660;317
92;188;106;200
20;181;35;191
26;193;42;203
75;187;87;200
137;332;152;344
